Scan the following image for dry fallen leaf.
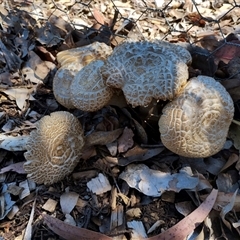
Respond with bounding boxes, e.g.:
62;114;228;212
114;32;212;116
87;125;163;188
117;127;134;153
42;199;58;213
2;87;35;110
23;198;36;240
216;172;238;193
220;189;238;230
119;164;199;197
127;220;148;239
64;213;77;226
229;122;240;150
0;162;25;174
85;128;123;147
175;201;195;217
36;22;62;47
204;157;226;175
214;40;240;64
0;184;16;220
93;8;106;26
132;118;148;144
148;189;218;240
0;135;29;151
117;147;164;166
188;45;217;76
110;204;124;231
0;71;12;86
60;192;79;215
227;86;240;102
43;214;112;240
147;220;165;234
220;153;239;173
221;78;240;90
19;180;30;199
201;191;240;212
120;106;148;144
87;173;111;195
22;51;52;84
7;205;19;220
0;40;22;72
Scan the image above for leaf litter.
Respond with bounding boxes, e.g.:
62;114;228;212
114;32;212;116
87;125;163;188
0;0;240;239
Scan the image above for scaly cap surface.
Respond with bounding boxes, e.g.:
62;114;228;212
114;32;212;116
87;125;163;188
24;111;85;185
101;41;191;107
159;75;234;158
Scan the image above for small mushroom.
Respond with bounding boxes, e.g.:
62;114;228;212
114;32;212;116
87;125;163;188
159;75;234;158
70;60;114;112
24;111;85;185
53;42;112;109
101;41;192;107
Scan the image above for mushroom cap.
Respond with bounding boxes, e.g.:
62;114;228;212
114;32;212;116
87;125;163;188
56;41;113;67
70;60;114;112
159;75;234;158
53;42;112;109
52;64;79;109
101;41;191;107
24;111;85;185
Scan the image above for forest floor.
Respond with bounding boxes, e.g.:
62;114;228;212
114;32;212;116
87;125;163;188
0;0;240;239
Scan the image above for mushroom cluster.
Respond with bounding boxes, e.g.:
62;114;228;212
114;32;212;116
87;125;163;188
24;40;234;185
53;40;192;110
53;42;113;110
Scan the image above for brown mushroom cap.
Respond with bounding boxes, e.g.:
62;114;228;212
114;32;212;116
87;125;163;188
53;42;112;109
24;111;85;185
70;60;114;112
101;41;192;107
159;75;234;158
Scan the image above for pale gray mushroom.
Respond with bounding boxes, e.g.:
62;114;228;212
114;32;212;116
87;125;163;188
101;41;192;107
70;60;114;112
53;42;112;109
24;111;85;185
159;75;234;158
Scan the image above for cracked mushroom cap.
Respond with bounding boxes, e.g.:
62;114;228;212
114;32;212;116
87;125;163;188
101;41;192;107
159;75;234;158
70;60;114;112
24;111;85;185
53;42;112;109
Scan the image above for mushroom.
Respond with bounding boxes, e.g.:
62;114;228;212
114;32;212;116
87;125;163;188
101;41;192;107
53;42;112;109
70;60;114;112
52;65;77;109
159;75;234;158
24;111;85;185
